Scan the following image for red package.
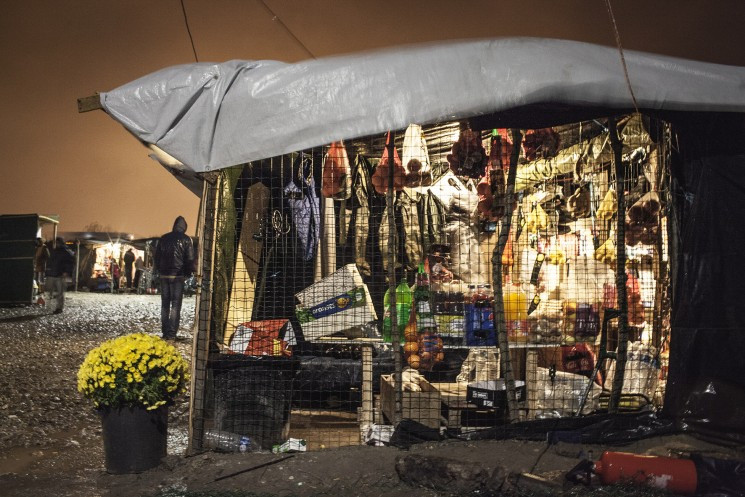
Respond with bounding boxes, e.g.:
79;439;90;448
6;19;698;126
228;319;294;357
562;343;601;383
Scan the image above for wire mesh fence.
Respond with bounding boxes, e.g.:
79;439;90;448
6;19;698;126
189;114;671;453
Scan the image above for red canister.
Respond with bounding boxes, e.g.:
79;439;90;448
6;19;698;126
594;451;697;495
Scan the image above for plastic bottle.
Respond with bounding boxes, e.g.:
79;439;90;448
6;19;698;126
383;276;413;342
464;284;477;345
503;281;528;342
203;429;252;453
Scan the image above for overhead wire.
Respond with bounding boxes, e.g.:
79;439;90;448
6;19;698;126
257;0;316;59
180;0;200;63
604;0;639;115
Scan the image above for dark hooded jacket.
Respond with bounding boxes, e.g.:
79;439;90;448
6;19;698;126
46;238;75;278
154;216;195;277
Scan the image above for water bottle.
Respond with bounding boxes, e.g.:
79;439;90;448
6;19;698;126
203;429;252;452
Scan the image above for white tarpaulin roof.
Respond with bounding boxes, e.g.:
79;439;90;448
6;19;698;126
100;37;745;173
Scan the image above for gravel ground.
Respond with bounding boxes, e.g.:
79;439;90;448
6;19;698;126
1;292;743;497
0;291;194;496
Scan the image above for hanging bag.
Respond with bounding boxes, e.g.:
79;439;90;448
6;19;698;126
321;141;351;199
402;123;431;188
371;132;406;194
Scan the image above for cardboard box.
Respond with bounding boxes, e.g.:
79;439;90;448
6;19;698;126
435;314;465;338
379;374;441;429
295;264;377;340
467;379;526;409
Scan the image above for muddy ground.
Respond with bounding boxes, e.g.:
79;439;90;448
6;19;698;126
0;292;742;497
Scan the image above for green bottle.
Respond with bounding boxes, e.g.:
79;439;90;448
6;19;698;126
382;276;413;342
413;263;436;332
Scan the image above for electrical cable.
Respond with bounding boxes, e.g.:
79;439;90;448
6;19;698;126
180;0;200;63
604;0;639;115
257;0;315;59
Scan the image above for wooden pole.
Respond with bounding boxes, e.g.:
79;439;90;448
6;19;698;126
77;94;103;113
492;128;523;422
386;132;403;424
188;172;219;454
608;118;630;414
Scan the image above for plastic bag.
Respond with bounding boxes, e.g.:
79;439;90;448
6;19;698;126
371;132;407;194
444;219;485;284
447;128;487;178
535;367;600;417
321;141;351;199
605;341;659;397
402;123;431;176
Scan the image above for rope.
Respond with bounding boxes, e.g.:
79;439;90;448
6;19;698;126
179;0;199;63
604;0;639;114
257;0;316;59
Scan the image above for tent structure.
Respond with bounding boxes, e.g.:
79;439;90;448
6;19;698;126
84;37;745;443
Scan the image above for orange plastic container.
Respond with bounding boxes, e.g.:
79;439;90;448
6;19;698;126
594;451;697;495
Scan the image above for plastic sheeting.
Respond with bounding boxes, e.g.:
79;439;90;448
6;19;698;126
664;113;745;443
100;38;745;173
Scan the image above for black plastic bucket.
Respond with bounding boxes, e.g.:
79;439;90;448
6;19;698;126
211;354;298;450
100;406;168;474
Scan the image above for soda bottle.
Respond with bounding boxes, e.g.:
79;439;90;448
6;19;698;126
203;429;252;452
383;275;412;342
413;263;435;333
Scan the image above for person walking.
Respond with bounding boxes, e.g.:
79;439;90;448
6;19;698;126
133;255;145;292
123;248;135;289
45;237;75;314
33;237;50;294
154;216;194;340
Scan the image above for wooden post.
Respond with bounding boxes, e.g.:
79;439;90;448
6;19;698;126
525;348;538;420
77;94;103;113
491;128;523;423
385;132;403;425
188;172;219;454
608;118;630;414
359;344;374;442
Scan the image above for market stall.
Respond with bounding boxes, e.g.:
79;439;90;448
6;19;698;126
61;232;143;292
87;37;745;451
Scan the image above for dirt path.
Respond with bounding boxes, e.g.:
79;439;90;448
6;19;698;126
0;292;194;497
1;293;742;497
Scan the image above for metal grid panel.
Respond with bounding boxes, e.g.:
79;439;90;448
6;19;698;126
189;115;671;452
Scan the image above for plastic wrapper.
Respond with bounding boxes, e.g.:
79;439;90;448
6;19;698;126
691;453;745;497
444;220;485;284
534;367;601;417
605;342;659;398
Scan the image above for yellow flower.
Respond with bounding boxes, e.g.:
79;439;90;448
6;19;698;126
77;333;189;410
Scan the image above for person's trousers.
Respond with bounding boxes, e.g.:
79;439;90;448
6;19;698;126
46;276;65;310
160;276;185;339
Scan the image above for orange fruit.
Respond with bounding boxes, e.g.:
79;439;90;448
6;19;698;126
403;341;418;355
407;354;421;369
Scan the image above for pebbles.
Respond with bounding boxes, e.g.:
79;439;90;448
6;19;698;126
0;292;195;453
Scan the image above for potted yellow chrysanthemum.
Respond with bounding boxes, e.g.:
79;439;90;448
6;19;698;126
77;333;189;474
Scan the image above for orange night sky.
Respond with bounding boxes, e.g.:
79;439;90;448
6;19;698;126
2;1;745;237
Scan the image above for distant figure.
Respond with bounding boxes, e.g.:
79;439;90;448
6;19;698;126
154;216;195;340
45;237;75;314
110;258;121;292
133;256;145;292
123;248;135;289
33;238;50;293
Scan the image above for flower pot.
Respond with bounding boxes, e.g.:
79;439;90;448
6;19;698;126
100;406;168;474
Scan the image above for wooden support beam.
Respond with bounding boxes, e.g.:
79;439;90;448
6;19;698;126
77;94;102;113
